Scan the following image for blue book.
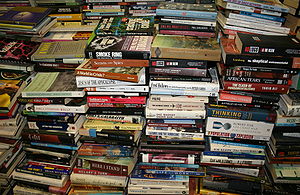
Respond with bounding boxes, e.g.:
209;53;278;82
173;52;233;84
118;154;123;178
239;11;285;22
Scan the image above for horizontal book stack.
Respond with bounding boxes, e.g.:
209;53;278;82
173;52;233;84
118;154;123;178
0;6;56;41
216;0;290;39
203;32;300;194
263;92;300;193
0;72;29;194
282;0;300;33
82;0;126;22
11;71;86;194
31;40;86;71
156;2;217;37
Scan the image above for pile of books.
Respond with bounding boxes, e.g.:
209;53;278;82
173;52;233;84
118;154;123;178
156;1;217;37
216;0;290;38
0;6;56;40
11;71;87;194
282;0;300;34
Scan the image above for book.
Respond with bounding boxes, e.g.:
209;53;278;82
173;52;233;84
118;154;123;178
0;6;52;26
235;33;300;56
151;34;221;61
85;35;153;60
0;38;40;62
31;40;87;60
95;16;154;36
156;2;217;20
0;79;26;110
21;72;85;98
82;119;145;131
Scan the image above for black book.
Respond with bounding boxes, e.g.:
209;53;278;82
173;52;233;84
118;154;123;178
85;35;153;60
87;107;145;115
235;33;300;57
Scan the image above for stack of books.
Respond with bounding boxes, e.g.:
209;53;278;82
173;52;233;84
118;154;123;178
216;0;290;38
156;2;217;37
82;0;126;21
30;40;86;71
201;32;300;194
127;0;162;16
11;71;87;194
263;92;300;192
0;6;56;40
0;71;29;195
282;0;300;34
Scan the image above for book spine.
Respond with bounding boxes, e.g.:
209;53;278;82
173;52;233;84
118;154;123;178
141;153;196;164
223;81;290;93
224;54;297;69
85;49;150;60
159;23;215;32
201;155;264;166
85;114;143;123
150;88;218;97
50;6;82;14
87;96;146;104
70;173;126;187
156;9;217;20
25;104;87;114
225;2;282;16
76;158;128;176
87;107;144;115
146;108;206;119
149;67;207;77
15;168;62;179
150;75;212;82
226;0;289;13
217;101;279;110
147;123;203;129
224;69;292;79
73;168;124;176
229;66;297;74
79;129;134;141
21;132;75;145
227;12;282;26
78;150;132;157
149;95;208;103
150;59;207;68
239;44;300;57
148;101;205;110
144;169;205;176
159;30;215;37
239;11;285;22
224;76;291;85
219;92;278;105
203;151;265;160
207;107;277;122
75;69;139;83
146;130;204;140
139;148;201;155
83;123;143;131
150;81;218;92
88;103;143;108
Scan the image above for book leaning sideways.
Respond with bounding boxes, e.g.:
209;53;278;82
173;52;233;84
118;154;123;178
21;72;85;98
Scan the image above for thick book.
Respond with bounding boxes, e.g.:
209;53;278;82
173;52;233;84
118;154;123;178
235;33;300;57
85;35;153;60
0;6;52;26
151;34;221;61
95;16;154;36
31;40;87;60
0;79;26;110
21;72;85;98
220;38;300;68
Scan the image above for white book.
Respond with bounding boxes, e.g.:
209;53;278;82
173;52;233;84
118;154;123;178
146;107;206;119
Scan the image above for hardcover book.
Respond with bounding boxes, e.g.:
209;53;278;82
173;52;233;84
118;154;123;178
0;6;52;26
235;33;300;57
151;34;221;61
85;35;153;60
95;16;154;36
21;72;85;98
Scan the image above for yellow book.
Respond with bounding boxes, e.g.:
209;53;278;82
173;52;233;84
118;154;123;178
49;14;83;21
0;23;33;29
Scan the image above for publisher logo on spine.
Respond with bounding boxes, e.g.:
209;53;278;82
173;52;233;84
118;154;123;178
212;121;232;130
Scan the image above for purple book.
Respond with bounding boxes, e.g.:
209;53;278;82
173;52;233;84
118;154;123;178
0;6;52;26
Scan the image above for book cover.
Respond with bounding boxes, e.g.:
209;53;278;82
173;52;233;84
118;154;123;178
85;35;153;60
151;34;221;61
0;6;52;26
0;38;40;62
0;79;26;110
235;33;300;57
95;16;154;36
21;72;85;98
31;40;86;60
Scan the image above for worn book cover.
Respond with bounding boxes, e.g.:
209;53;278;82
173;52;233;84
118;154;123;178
0;6;52;26
22;72;85;98
31;40;86;60
151;34;221;61
95;16;154;36
85;36;153;60
0;38;40;62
